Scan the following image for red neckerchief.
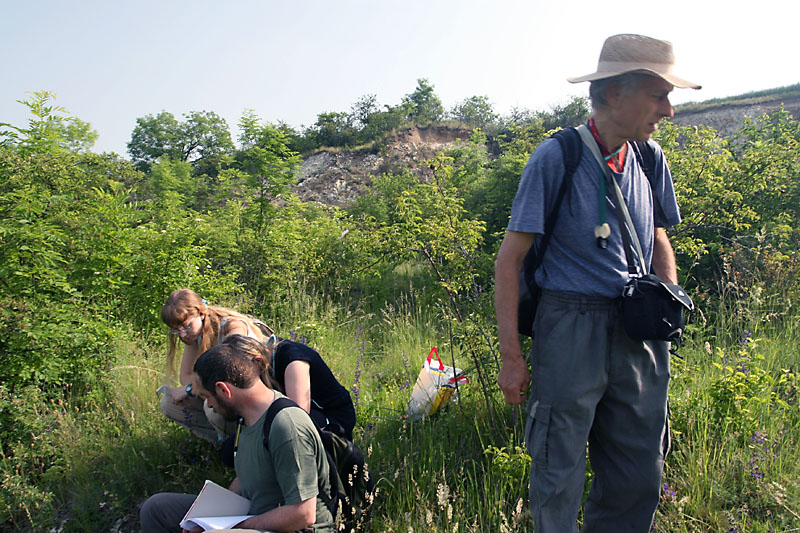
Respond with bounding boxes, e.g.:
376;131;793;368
588;117;627;173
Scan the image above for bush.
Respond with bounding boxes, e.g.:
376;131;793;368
0;296;117;392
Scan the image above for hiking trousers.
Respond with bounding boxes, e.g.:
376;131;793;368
526;290;670;533
140;492;272;532
159;393;238;444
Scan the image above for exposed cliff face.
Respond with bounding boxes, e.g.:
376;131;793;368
293;126;473;206
672;95;800;137
293;97;799;206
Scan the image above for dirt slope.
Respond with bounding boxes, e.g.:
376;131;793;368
293;96;799;206
294;126;472;206
673;95;800;137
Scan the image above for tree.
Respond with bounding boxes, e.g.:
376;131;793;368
505;106;538;127
402;78;444;125
304;111;356;148
536;96;590;131
55;115;99;153
127;110;234;172
127;111;182;168
236;110;302;226
0;91;98;154
181;111;236;173
655;112;800;312
357;104;406;147
350;94;380;130
0;146;137;389
449;95;500;131
475;122;549;247
275;121;315;154
139;158;195;205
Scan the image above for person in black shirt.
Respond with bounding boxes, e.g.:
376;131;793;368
222;334;356;440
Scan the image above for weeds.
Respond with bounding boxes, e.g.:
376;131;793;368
2;297;800;531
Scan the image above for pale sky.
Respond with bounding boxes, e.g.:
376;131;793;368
2;0;797;156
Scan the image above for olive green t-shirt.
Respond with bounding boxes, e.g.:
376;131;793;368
235;392;334;532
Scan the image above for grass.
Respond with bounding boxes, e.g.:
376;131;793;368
2;291;800;532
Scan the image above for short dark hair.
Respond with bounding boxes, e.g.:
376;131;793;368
589;72;654;109
194;344;260;393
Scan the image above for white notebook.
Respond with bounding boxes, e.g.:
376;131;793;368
179;479;256;531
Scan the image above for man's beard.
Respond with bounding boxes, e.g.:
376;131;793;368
209;396;238;421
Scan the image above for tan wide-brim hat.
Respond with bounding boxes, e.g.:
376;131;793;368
568;33;701;89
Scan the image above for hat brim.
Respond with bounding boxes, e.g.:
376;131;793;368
568;68;701;89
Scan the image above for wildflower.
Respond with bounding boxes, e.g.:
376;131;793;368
352;337;363;407
735;355;752;374
739;330;752;344
398;351;412;390
436;483;449;510
289;331;297;341
747;430;770;481
182;406;193;428
402;350;411;372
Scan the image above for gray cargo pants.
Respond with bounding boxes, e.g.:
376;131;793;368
139;492;268;532
526;290;670;532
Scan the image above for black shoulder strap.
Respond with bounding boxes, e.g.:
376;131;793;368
630;140;667;225
261;396;339;518
262;396;299;450
630;140;655;183
522;127;582;286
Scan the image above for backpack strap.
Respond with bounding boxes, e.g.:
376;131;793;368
261;396;340;519
630;140;667;226
261;397;300;451
316;430;342;518
251;317;275;338
521;127;583;291
630;140;655;181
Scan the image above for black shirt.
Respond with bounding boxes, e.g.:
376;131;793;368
273;340;356;439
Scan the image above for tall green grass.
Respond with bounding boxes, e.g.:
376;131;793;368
2;291;799;531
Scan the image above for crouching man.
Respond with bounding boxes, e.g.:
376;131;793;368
140;343;334;533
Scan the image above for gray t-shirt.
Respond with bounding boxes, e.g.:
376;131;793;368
235;391;334;532
508;135;681;298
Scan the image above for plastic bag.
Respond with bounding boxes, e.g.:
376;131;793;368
407;347;468;420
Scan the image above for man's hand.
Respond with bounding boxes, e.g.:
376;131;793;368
233;496;316;531
498;351;531;405
494;230;536;405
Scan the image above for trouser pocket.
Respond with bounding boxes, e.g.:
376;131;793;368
525;400;552;470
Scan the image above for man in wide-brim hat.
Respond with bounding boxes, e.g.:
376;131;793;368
495;34;700;532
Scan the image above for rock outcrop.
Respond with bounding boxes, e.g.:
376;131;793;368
293;95;799;206
672;95;800;137
293;126;473;206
